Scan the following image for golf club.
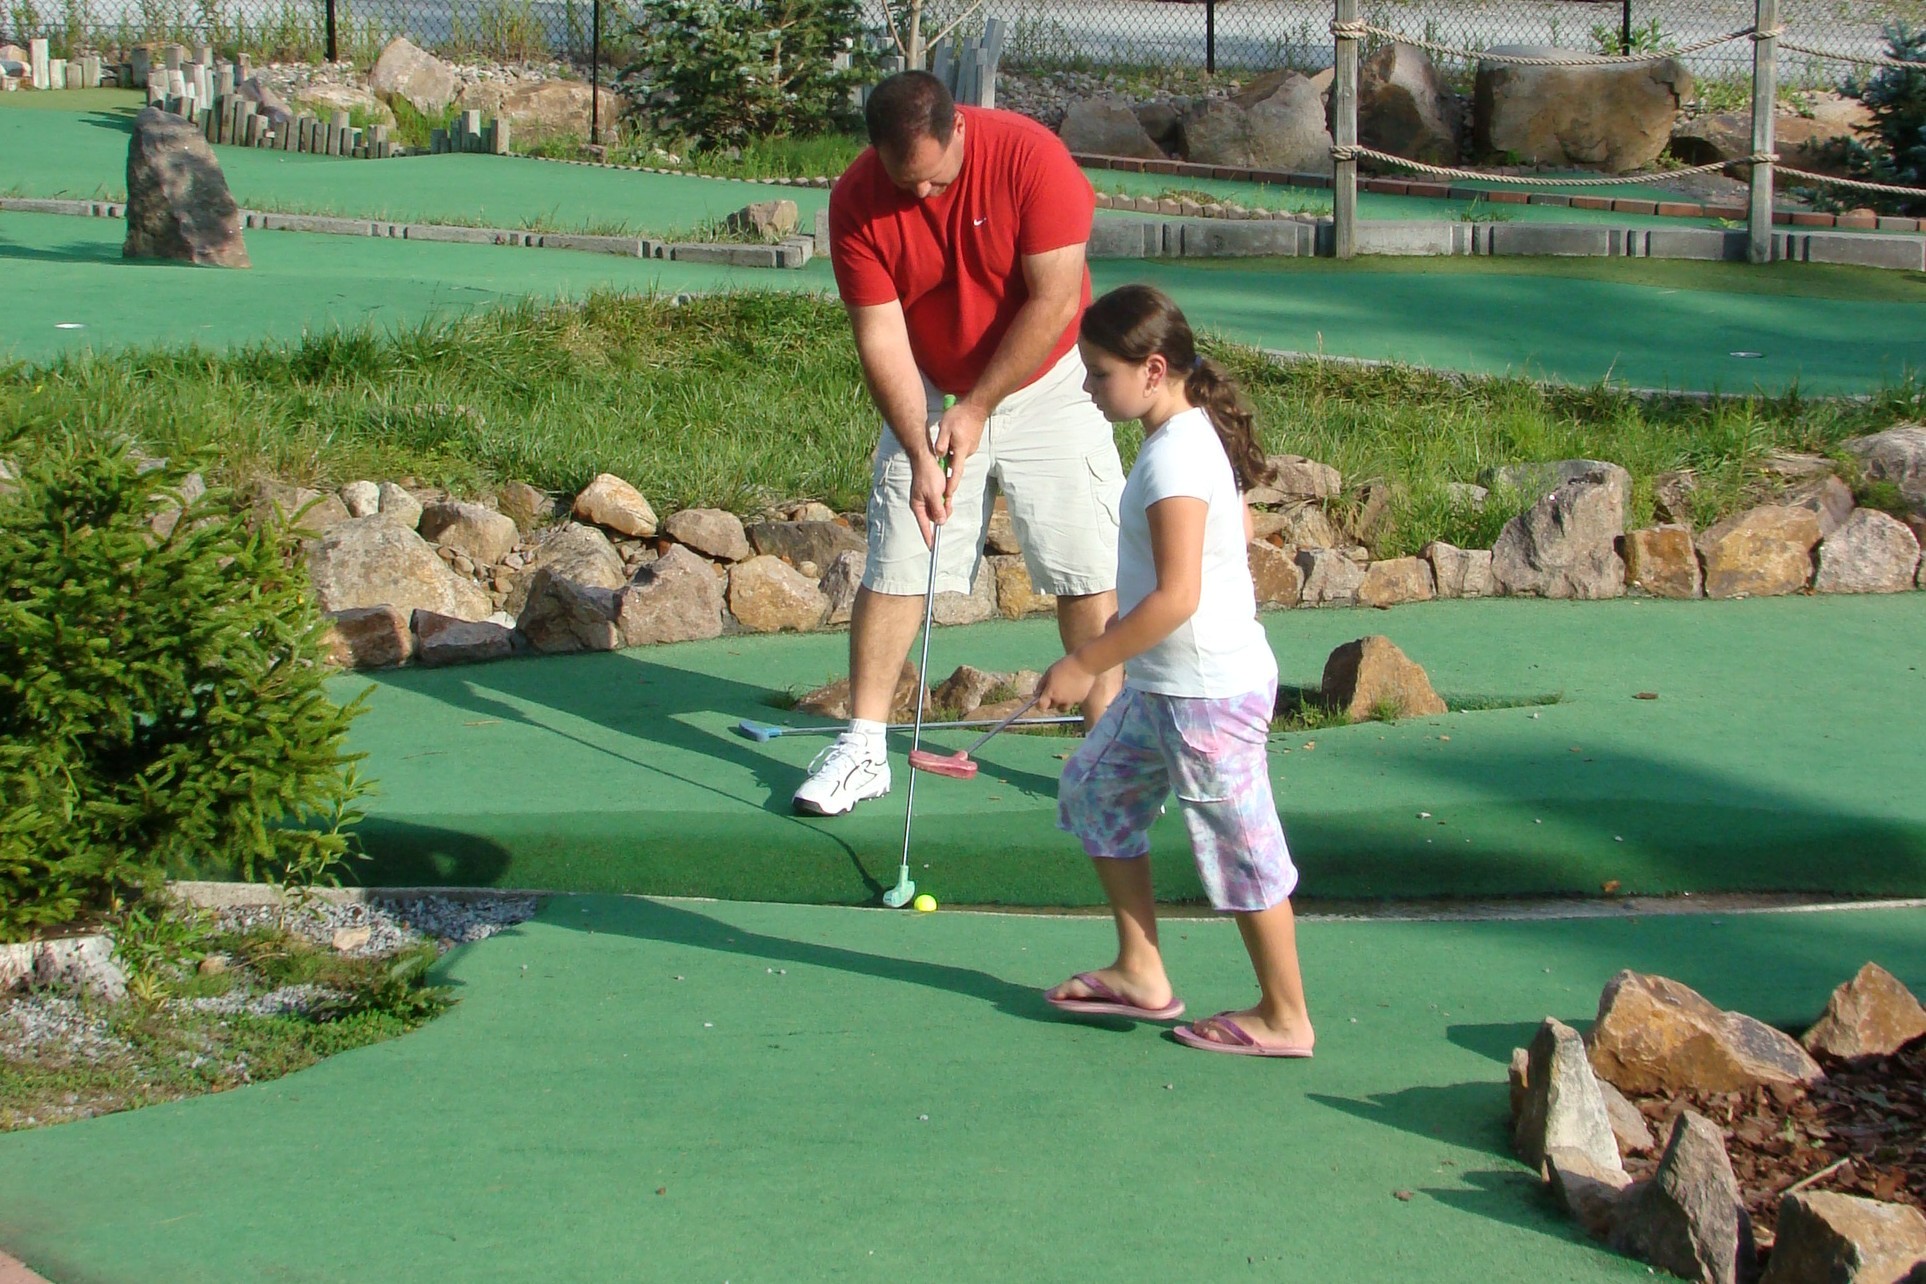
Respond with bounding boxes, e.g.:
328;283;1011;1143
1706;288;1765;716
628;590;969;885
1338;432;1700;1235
908;693;1045;780
734;711;1079;743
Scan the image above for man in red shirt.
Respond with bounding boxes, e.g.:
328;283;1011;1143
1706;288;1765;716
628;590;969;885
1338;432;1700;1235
793;70;1124;817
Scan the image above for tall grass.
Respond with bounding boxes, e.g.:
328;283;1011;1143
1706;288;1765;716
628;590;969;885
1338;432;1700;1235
3;293;1919;543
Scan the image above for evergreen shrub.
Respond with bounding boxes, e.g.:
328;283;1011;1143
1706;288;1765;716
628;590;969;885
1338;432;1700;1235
0;437;366;941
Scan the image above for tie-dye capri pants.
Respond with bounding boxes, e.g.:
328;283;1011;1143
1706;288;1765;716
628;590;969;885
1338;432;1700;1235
1057;682;1298;913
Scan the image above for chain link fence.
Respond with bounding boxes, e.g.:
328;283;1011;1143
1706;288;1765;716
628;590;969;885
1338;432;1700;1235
4;0;1916;87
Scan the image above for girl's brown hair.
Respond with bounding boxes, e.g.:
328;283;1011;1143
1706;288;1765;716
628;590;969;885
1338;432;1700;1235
1079;284;1273;492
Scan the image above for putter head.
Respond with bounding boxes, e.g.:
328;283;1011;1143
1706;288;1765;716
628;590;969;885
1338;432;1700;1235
908;749;978;780
735;720;781;742
882;877;917;909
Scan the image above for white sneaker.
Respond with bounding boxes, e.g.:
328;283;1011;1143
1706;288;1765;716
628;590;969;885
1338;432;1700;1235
792;733;891;816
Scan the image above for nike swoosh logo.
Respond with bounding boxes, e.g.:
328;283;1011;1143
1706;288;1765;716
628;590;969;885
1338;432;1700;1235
974;217;987;226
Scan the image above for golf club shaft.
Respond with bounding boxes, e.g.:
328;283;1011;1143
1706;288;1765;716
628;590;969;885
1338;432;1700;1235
897;517;941;883
738;712;1079;740
958;692;1045;756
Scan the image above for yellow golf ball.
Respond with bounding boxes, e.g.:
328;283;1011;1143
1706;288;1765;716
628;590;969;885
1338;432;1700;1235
913;894;937;913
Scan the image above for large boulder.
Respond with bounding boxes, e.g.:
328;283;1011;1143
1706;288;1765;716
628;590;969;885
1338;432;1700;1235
369;36;456;115
1610;1111;1756;1284
1814;509;1921;594
1424;542;1493;599
505;522;628;616
123;106;248;268
1359;42;1461;167
1511;1017;1624;1176
1059;96;1166;158
1489;471;1626;599
1671;93;1872;176
1185;74;1332;172
1296;547;1366;606
305;516;493;621
517;567;621;654
1588;970;1825;1096
617;546;724;647
1801;962;1926;1060
1484;459;1631;525
322;605;414;669
663;507;752;562
413;610;514;666
1696;505;1821;599
1760;1191;1926;1284
1321;635;1447;722
1622;525;1703;598
1843;424;1926;512
1357;556;1435;607
1474;50;1692;172
745;519;866;572
728;555;827;632
418;501;519;567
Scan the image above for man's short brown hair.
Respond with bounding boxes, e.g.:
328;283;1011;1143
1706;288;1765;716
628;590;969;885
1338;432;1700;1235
864;70;956;156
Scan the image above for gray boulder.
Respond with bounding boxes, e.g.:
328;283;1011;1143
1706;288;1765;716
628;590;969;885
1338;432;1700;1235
1610;1112;1755;1284
618;546;724;647
1359;42;1461;166
413;610;514;666
1484;459;1631;525
1475;50;1692;172
369;36;456;114
1186;74;1333;173
745;519;866;574
1843;424;1926;511
517;567;621;654
33;935;128;1002
506;522;627;615
1296;547;1366;606
1059;96;1166;159
1512;1015;1625;1176
932;558;997;626
1489;471;1627;599
419;501;519;566
1814;508;1921;594
123;106;249;267
1761;1191;1926;1284
239;74;292;125
305;516;493;621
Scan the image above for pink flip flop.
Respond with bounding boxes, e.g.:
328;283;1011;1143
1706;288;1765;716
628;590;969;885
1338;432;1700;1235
1045;972;1186;1021
1172;1013;1315;1058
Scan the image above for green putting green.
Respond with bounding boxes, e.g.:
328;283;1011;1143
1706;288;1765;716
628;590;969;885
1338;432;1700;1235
1;895;1919;1283
311;595;1926;907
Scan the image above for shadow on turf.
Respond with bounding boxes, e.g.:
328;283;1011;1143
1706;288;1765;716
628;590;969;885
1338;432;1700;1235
0;237;132;266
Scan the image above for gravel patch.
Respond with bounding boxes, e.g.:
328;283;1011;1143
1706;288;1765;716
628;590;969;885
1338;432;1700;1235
0;994;133;1065
212;893;538;957
172;984;351;1018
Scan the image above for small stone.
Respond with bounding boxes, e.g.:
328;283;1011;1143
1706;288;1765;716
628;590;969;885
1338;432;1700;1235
1597;1077;1657;1155
932;664;1007;717
1801;961;1926;1060
1321;635;1447;723
725;198;800;239
419;500;519;566
339;479;381;518
197;954;231;976
331;925;372;952
376;481;422;530
496;481;554;531
794;661;923;723
573;473;658;538
984;501;1022;555
931;559;996;626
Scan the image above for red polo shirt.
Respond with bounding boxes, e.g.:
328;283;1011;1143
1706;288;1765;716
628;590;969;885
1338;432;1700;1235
829;106;1095;396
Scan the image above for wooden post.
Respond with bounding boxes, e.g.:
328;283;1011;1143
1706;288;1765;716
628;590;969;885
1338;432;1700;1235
1332;0;1359;259
1747;0;1778;265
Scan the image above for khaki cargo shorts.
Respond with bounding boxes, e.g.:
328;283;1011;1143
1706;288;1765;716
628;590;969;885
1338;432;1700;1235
862;346;1123;598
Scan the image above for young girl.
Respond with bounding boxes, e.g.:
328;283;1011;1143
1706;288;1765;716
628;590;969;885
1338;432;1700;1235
1034;284;1313;1058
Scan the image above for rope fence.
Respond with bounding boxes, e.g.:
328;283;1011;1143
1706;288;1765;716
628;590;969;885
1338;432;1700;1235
1328;20;1762;66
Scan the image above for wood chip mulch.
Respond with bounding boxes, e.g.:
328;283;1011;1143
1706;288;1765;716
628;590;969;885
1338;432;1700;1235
1621;1035;1925;1243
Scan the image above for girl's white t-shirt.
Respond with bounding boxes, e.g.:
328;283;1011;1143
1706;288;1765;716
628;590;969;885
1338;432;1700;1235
1115;406;1278;698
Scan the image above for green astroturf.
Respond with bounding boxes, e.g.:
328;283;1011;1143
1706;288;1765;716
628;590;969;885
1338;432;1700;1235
1;896;1920;1283
309;595;1926;907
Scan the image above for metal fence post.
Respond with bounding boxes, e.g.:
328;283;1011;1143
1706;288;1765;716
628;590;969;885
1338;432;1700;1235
1332;0;1358;258
1748;0;1777;264
1621;0;1632;54
590;0;601;146
1206;0;1216;75
325;0;337;62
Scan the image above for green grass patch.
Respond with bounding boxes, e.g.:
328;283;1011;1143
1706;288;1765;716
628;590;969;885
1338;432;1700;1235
611;131;865;181
3;291;1919;549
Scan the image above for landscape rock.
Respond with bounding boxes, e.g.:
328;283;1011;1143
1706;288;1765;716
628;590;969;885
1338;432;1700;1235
1321;635;1448;722
292;82;392;125
726;199;800;240
506;522;627;615
1475;50;1691;172
1801;962;1926;1060
376;481;422;530
1759;1191;1926;1284
1654;469;1700;525
1424;542;1493;599
148;470;206;540
794;660;924;723
495;481;553;531
369;36;456;114
1489;471;1627;599
933;665;1008;716
1185;73;1332;172
991;555;1055;617
1610;1111;1755;1284
1622;525;1703;598
305;516;493;620
1842;425;1926;509
462;78;618;142
239;75;292;125
413;610;514;666
1598;1077;1657;1155
728;555;827;632
573;473;658;538
1359;42;1461;166
1357;556;1435;607
1135;100;1186;154
745;519;865;570
932;559;997;626
1297;547;1367;606
1059;95;1166;158
1814;509;1921;594
32;935;127;1002
1485;459;1631;524
419;500;519;566
123;106;249;268
517;566;621;653
984;503;1022;555
338;479;381;518
664;507;752;562
819;549;865;626
322;604;414;669
1548;1147;1635;1240
1247;455;1342;504
1671;95;1872;178
1249;541;1304;607
331;925;372;952
1788;474;1857;539
1588;970;1826;1096
616;546;724;647
1446;482;1490;508
1697;505;1822;599
1512;1016;1625;1177
1280;505;1342;549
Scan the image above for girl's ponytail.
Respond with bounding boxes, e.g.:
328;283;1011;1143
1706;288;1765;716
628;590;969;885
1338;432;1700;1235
1081;284;1273;493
